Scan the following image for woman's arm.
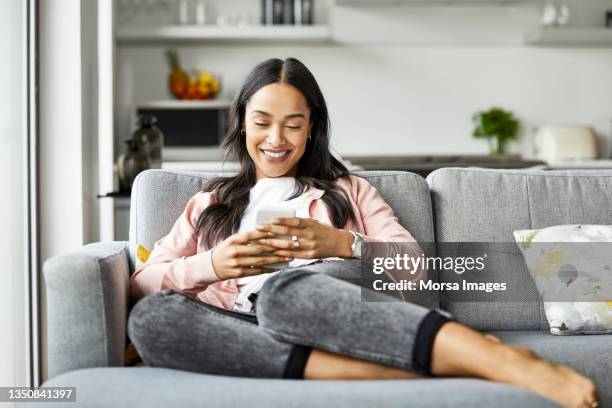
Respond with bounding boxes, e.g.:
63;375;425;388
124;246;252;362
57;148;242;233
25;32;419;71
257;175;425;279
345;175;426;282
344;174;418;243
130;192;221;302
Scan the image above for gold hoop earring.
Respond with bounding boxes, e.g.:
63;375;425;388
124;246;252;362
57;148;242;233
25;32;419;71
308;134;312;141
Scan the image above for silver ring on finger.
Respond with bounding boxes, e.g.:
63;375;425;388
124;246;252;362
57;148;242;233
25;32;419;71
250;265;255;269
291;235;300;248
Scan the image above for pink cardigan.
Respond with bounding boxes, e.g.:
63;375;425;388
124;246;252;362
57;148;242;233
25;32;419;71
130;175;423;309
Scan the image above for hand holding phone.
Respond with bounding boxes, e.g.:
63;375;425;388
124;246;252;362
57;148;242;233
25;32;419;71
255;206;296;269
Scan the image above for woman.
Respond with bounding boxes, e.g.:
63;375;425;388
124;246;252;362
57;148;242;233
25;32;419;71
128;58;598;408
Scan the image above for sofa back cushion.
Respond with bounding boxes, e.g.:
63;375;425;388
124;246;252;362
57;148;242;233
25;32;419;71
129;170;437;305
427;168;612;331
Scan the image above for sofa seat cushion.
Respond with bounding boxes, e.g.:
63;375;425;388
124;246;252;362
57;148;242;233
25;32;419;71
35;367;556;408
493;330;612;405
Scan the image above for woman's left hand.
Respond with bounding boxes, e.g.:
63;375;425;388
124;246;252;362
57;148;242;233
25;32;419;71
256;217;354;259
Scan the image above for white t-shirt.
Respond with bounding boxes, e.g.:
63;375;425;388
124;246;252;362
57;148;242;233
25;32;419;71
232;177;320;312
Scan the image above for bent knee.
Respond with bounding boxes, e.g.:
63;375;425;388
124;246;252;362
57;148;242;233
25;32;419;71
257;269;317;322
257;268;360;332
127;289;179;346
259;268;315;306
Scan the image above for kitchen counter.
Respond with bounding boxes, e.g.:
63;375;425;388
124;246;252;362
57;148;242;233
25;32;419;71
343;155;545;177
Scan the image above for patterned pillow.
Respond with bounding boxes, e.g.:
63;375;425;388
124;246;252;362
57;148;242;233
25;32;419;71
514;224;612;335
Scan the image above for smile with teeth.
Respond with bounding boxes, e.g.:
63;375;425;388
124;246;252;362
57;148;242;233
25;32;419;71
261;149;290;158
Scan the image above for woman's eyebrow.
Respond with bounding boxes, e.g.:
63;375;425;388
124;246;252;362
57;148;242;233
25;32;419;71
251;110;305;120
284;113;306;120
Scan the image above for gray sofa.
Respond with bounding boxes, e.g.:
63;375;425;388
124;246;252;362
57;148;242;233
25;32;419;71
38;168;612;408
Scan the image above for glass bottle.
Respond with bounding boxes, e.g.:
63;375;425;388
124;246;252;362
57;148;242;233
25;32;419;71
132;114;164;169
117;139;150;191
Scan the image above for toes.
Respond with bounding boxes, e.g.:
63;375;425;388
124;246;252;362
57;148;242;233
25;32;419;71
484;334;502;343
585;381;599;405
576;380;598;408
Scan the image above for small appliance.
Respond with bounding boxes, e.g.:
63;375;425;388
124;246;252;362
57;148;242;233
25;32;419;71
135;100;230;162
534;125;598;164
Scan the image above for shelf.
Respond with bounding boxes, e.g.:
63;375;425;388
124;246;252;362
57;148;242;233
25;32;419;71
138;99;232;109
525;27;612;47
117;24;332;44
336;0;533;6
97;191;131;199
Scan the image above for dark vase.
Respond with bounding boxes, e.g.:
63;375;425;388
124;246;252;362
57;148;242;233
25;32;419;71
117;139;150;192
132;114;164;169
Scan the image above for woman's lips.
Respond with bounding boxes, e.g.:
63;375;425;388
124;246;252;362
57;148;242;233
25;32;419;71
260;149;291;163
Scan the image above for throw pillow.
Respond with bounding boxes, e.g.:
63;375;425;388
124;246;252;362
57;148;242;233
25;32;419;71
135;243;152;270
125;243;152;366
514;224;612;335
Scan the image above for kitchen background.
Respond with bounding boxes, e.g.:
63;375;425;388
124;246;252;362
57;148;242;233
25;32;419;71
102;0;612;240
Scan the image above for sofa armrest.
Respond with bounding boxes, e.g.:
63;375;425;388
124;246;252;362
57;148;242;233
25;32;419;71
43;241;130;379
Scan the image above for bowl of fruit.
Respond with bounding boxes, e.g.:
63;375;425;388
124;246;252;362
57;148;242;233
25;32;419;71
165;50;221;100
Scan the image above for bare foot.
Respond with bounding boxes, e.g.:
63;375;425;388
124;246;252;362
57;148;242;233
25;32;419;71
492;346;599;408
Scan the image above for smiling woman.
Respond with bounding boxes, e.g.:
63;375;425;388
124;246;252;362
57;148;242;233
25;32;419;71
194;57;357;251
128;58;599;408
245;83;311;179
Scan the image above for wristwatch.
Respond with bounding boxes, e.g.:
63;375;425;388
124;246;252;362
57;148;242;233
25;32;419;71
349;231;365;259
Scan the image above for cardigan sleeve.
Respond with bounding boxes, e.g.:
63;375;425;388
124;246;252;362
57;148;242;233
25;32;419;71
343;175;426;286
129;191;222;302
347;175;418;242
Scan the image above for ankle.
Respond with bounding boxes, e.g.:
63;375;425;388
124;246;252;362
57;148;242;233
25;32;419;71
485;345;539;383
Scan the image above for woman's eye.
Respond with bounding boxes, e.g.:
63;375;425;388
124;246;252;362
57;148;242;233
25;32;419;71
255;122;269;127
285;125;301;130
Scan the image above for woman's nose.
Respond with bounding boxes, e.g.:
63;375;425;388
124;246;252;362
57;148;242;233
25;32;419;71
266;125;284;147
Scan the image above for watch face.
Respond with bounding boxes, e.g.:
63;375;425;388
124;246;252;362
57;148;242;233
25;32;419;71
353;234;363;258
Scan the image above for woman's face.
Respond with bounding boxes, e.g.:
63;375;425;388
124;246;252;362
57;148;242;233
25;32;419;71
244;82;312;179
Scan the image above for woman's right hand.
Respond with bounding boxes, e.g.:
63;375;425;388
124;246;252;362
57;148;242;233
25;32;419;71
211;230;293;280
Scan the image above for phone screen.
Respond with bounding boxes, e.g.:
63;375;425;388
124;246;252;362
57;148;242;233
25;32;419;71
255;206;296;269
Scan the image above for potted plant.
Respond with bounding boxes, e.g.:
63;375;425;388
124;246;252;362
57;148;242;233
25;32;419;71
472;107;520;155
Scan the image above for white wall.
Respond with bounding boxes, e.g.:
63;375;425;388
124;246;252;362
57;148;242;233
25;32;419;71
39;0;100;381
40;0;85;259
116;0;612;158
0;0;28;395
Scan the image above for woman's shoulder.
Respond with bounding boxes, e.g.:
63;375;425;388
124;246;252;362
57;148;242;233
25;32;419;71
334;174;377;196
333;175;387;211
188;190;216;205
184;191;217;225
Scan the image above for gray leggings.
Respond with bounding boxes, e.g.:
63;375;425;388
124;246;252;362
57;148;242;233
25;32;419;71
127;259;450;379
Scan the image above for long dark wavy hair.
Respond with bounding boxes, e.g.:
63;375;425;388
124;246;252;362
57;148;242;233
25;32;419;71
195;57;356;248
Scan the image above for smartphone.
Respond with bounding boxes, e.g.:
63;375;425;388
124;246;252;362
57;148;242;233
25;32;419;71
255;206;296;269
